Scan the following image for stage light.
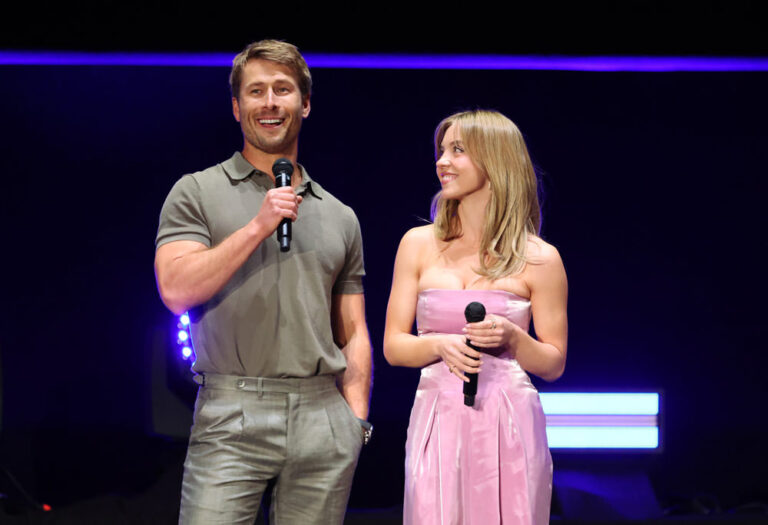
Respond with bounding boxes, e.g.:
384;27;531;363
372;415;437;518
540;393;660;450
540;393;659;415
174;312;195;362
2;51;768;72
546;426;659;449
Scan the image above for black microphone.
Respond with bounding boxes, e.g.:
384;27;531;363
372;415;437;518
463;301;486;407
272;158;294;252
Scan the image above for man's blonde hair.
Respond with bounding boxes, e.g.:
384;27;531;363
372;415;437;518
229;40;312;100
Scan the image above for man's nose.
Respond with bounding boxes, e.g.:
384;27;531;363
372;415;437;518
264;89;277;108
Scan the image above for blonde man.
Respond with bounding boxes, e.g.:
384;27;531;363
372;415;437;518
155;40;372;524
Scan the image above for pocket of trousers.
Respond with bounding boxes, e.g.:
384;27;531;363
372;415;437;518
325;391;365;452
192;387;245;443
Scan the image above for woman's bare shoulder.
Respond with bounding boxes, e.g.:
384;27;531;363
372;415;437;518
400;224;435;248
394;225;436;275
526;235;564;267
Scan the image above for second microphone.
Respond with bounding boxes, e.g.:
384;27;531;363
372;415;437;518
463;301;486;407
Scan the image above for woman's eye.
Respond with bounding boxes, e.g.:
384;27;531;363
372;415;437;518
453;146;464;153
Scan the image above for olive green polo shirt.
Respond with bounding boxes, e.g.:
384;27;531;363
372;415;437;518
156;152;365;378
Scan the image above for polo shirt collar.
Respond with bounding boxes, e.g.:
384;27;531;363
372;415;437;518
297;167;324;200
222;151;260;181
222;151;324;199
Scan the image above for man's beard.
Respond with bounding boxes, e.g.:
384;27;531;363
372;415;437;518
243;116;301;155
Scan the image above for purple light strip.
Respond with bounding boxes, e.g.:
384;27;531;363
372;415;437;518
0;51;232;67
308;54;768;72
2;51;768;71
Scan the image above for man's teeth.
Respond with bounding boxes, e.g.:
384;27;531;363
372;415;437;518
259;119;282;124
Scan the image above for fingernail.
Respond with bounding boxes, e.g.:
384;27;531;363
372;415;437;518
461;328;467;333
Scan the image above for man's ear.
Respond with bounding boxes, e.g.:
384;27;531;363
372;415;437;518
232;97;241;122
302;95;311;119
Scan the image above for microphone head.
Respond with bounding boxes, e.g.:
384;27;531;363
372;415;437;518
272;157;294;176
272;158;293;188
464;301;486;323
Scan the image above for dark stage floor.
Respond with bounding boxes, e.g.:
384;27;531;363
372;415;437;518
3;505;768;525
1;435;765;524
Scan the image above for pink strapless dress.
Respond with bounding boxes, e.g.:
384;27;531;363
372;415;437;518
404;289;552;525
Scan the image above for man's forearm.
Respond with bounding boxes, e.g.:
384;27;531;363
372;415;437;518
339;331;372;420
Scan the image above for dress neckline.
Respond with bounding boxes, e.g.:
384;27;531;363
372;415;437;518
419;288;530;303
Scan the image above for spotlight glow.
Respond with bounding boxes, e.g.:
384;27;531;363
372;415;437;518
175;313;194;362
540;393;661;449
546;426;659;449
540;393;659;415
1;51;767;72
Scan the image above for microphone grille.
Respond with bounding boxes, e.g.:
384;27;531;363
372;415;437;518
464;301;486;323
272;157;294;176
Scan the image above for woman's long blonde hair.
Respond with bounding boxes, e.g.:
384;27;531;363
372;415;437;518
431;110;541;279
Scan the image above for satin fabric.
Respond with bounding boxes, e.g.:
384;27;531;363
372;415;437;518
404;289;552;525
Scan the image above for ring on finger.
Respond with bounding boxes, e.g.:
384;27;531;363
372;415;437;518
491;317;497;330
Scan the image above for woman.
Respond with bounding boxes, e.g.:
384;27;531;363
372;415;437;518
383;110;568;525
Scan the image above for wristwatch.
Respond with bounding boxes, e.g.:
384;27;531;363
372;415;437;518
357;418;373;445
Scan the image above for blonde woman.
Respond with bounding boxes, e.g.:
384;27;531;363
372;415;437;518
384;110;568;524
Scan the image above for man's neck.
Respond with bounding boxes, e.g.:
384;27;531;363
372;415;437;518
241;144;302;188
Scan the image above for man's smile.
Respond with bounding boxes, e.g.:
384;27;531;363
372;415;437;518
257;117;285;128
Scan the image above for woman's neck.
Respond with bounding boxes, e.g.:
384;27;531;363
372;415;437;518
456;191;489;245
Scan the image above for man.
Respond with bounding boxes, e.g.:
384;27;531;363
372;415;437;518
154;40;372;524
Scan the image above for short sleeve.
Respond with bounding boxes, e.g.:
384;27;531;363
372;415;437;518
332;210;365;295
156;174;211;248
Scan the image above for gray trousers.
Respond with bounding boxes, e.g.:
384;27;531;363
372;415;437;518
179;373;363;525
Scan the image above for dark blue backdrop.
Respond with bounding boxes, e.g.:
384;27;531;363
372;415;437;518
1;64;766;511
